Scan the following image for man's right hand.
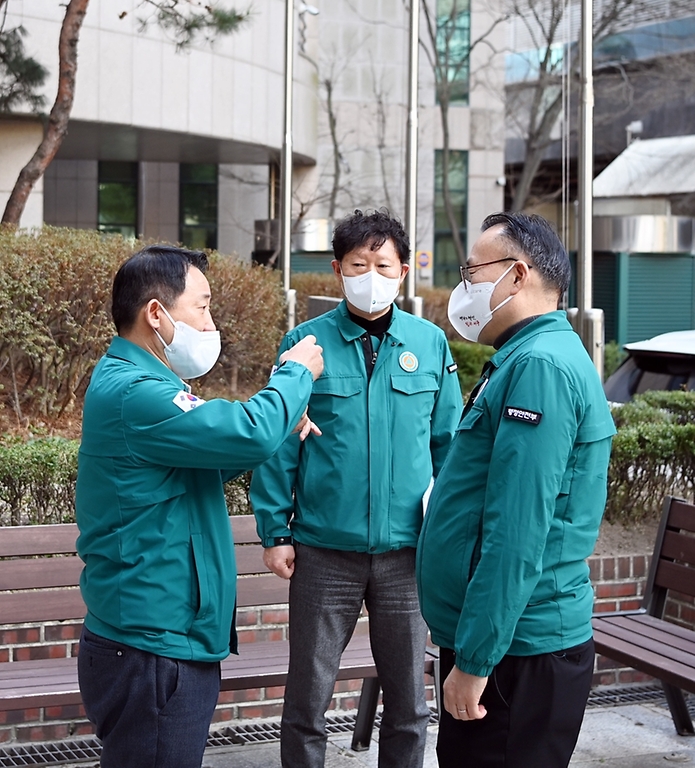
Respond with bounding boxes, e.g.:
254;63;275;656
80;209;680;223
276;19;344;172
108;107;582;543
280;335;324;381
263;545;296;579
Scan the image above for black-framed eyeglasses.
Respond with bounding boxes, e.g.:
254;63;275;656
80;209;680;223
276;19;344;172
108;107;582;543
459;257;532;283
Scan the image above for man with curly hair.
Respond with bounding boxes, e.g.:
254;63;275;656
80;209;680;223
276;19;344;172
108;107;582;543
251;209;462;768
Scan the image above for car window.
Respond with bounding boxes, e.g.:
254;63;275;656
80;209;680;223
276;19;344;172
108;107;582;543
635;371;681;395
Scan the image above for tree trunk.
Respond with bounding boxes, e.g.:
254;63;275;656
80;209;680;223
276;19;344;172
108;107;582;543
511;90;565;211
2;0;89;226
324;78;341;221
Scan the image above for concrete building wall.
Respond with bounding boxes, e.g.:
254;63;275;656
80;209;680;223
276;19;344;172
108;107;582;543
43;160;98;230
140;162;179;244
218;164;270;259
6;0;317;161
0;121;44;229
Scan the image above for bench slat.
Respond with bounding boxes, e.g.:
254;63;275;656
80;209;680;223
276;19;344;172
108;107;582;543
0;577;287;622
236;574;289;607
0;556;83;591
593;623;695;694
654;559;695;599
0;517;260;558
615;613;695;649
592;616;695;672
234;545;267;576
668;500;695;534
0;524;78;558
0;588;86;624
660;530;695;569
230;516;260;545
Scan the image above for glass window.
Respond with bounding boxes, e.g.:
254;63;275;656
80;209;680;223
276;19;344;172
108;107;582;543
434;149;468;288
98;162;138;239
436;0;470;105
180;164;218;250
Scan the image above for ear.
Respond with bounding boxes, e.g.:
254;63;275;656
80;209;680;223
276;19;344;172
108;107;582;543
331;259;342;278
144;298;164;331
399;263;410;283
509;261;531;294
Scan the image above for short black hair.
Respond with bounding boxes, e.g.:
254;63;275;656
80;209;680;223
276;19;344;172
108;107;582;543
332;209;410;263
481;212;571;295
111;245;209;334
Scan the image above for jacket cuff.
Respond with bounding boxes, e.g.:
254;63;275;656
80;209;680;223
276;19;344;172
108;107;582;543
263;535;294;548
455;652;495;679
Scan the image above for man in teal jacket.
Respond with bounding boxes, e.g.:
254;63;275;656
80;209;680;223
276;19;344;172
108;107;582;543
76;245;323;768
417;213;616;768
250;210;462;768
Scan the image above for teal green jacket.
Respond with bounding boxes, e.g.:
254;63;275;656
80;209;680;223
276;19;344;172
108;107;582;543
416;312;616;676
76;336;313;662
250;302;462;553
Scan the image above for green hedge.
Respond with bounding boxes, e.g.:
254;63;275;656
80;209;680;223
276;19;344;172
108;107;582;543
605;391;695;523
0;436;251;525
3;391;693;527
0;437;79;525
448;341;495;398
0;226;286;422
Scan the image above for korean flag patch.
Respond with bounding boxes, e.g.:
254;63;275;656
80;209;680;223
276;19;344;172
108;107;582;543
173;391;206;412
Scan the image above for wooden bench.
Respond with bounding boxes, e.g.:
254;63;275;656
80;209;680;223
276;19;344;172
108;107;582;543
0;515;435;751
592;496;695;736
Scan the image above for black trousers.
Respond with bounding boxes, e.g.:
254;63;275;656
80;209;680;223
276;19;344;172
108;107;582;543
436;639;594;768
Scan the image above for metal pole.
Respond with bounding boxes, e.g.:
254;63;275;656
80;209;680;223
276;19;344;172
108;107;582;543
404;0;422;317
281;0;296;329
577;0;593;331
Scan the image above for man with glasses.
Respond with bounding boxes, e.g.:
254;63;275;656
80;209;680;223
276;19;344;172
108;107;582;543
416;212;615;768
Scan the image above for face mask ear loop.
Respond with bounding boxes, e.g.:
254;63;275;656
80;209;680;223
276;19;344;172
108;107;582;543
488;263;517;316
153;301;175;350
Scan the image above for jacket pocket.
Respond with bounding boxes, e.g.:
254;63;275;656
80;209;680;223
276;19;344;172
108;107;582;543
190;533;211;622
390;373;439;395
456;402;485;431
312;374;363;397
390;373;439;422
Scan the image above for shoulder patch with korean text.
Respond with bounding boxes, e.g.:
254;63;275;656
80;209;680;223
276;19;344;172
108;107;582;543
503;406;542;425
447;362;458;374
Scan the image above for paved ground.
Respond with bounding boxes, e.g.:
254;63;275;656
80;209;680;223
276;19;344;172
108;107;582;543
200;702;695;767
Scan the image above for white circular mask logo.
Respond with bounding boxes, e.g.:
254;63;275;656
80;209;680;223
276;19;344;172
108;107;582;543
399;351;419;372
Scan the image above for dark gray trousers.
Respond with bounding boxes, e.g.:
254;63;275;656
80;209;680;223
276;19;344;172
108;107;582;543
78;627;220;768
280;543;430;768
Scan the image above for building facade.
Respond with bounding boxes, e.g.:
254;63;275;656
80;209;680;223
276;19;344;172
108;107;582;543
1;0;505;287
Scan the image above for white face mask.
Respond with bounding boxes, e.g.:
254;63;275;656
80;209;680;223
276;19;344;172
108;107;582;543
447;263;516;343
341;269;402;314
154;304;221;380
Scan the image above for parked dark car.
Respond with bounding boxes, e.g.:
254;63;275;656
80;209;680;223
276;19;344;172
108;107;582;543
603;330;695;404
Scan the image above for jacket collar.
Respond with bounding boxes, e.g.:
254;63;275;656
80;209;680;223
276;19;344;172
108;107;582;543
106;336;184;387
335;300;407;345
489;311;571;370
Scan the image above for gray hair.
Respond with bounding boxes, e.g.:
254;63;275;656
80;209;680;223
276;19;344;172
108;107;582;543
481;212;571;295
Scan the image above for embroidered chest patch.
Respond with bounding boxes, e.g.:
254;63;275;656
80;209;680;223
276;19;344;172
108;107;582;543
503;406;542;425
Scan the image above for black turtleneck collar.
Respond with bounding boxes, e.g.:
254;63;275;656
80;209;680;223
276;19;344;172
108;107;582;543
493;315;540;350
347;305;394;337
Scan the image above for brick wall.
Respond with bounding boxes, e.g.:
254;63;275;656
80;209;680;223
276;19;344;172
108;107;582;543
588;552;655;686
0;552;677;745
